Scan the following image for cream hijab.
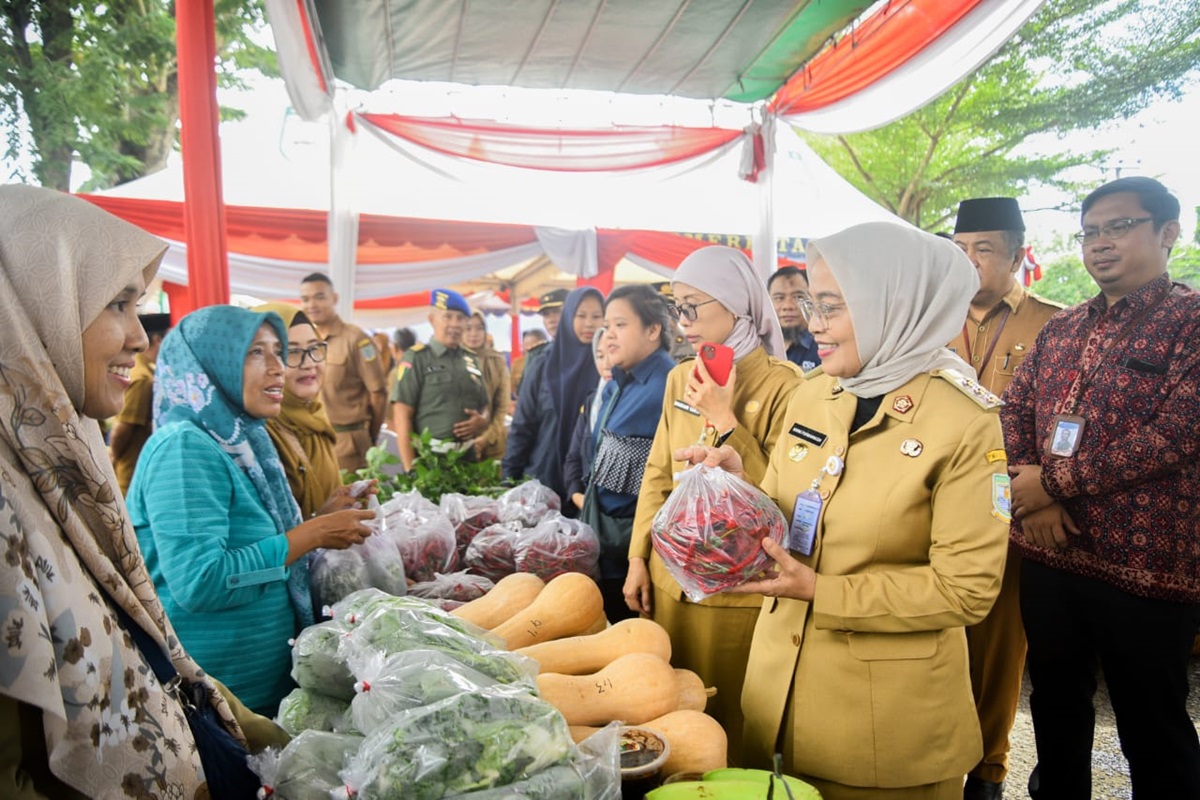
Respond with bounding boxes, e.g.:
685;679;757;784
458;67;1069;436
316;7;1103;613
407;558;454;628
0;185;237;797
672;245;786;360
807;221;977;398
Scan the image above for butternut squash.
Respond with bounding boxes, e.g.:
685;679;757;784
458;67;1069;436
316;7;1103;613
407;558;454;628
581;611;608;636
491;572;604;649
516;617;671;674
451;572;544;630
537;652;677;726
641;710;728;775
674;668;715;712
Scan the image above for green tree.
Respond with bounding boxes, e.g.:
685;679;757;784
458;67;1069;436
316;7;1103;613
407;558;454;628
804;0;1200;230
1032;243;1200;307
1;0;276;191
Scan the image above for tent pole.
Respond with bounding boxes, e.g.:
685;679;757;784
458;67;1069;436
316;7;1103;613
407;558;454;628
176;0;230;310
751;114;777;281
329;100;360;320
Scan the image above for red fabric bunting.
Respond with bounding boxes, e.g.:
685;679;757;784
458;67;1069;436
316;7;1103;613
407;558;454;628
358;114;742;172
770;0;984;115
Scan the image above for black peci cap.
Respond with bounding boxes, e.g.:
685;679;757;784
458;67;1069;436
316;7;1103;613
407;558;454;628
954;197;1025;233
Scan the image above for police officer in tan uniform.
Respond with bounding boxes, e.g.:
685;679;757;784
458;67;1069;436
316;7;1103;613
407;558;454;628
391;289;491;472
300;272;387;471
110;312;171;494
948;198;1062;800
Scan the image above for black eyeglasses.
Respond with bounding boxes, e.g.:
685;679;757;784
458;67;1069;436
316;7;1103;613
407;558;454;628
286;342;328;367
1074;217;1153;245
668;298;720;322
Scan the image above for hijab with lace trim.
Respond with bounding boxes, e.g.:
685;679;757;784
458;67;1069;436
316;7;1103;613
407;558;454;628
154;304;314;628
806;221;977;398
672;245;786;361
0;184;238;798
253;302;341;520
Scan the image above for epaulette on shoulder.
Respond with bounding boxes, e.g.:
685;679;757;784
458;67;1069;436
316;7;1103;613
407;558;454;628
933;368;1004;410
410;343;426;352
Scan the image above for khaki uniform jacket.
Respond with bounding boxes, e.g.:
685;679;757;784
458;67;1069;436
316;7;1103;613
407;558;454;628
319;317;387;434
113;353;155;494
741;369;1010;787
948;281;1063;397
474;345;512;460
630;347;803;606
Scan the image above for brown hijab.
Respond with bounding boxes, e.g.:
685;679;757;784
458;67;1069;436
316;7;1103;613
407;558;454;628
253;302;341;518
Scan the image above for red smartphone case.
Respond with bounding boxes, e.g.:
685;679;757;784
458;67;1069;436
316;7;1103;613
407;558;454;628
698;341;734;386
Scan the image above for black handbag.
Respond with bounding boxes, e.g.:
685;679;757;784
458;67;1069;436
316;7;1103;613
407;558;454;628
109;601;260;799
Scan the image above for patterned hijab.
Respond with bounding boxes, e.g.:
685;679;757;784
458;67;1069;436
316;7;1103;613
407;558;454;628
155;305;314;627
673;245;786;360
0;185;236;797
807;222;977;397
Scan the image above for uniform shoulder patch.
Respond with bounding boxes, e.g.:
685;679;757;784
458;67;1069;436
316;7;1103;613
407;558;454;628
992;473;1012;523
410;343;426;352
358;338;378;361
934;368;1004;409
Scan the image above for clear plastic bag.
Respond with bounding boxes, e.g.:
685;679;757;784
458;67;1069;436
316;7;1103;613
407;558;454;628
514;513;600;581
650;464;788;603
379;501;458;583
249;729;363;800
338;684;575;800
340;602;534;687
444;722;622;800
275;687;353;736
345;648;526;735
463;521;523;582
290;620;355;701
498;480;561;527
408;570;495;602
309;546;372;611
440;493;502;559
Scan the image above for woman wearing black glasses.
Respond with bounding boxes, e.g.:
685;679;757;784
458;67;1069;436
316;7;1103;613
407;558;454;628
255;303;368;520
624;245;803;762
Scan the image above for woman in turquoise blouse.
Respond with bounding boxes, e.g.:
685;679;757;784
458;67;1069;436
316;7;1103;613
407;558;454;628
128;305;374;715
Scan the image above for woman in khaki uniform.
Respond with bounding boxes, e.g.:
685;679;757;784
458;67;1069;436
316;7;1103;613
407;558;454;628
463;310;511;461
624;246;802;762
692;223;1010;799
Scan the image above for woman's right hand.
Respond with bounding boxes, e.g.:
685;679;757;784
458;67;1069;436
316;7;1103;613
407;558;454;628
672;444;746;481
286;508;377;564
624;558;653;617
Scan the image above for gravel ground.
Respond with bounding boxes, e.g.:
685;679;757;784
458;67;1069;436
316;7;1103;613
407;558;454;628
1003;653;1200;798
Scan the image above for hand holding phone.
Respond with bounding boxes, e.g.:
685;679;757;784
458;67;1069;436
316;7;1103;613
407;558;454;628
697;342;734;386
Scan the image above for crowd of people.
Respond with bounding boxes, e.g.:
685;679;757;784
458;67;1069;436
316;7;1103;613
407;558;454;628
1;176;1197;799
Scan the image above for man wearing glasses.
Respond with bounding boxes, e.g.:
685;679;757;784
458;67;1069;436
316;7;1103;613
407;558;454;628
1002;177;1200;798
299;271;388;471
947;197;1062;800
391;288;491;472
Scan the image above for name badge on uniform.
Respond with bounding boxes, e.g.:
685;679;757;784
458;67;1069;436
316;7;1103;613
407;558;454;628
1046;414;1085;458
788;423;828;447
673;399;701;416
425;364;448;374
787;491;822;556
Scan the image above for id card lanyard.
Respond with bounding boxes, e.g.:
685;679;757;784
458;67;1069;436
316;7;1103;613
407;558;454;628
787;454;844;556
1047;287;1169;459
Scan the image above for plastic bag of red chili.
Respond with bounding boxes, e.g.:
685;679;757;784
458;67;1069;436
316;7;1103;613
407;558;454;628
463;521;524;582
514;514;600;581
650;464;787;602
380;499;458;584
408;570;495;603
439;494;502;561
497;480;561;527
